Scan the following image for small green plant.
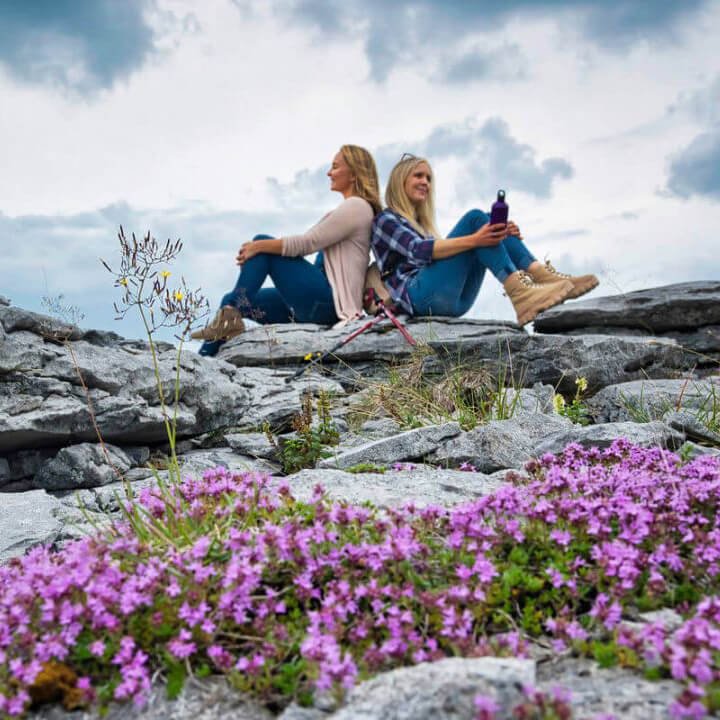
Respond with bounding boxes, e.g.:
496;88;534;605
102;227;209;481
678;442;696;463
266;391;340;474
553;376;590;425
346;463;387;474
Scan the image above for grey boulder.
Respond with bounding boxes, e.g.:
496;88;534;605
332;657;534;720
587;378;720;423
288;466;503;508
28;676;272;720
533;280;720;333
33;443;134;490
433;411;573;472
0;489;63;564
318;422;462;469
534;420;685;455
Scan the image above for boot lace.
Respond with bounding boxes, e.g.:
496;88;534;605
517;270;541;287
544;259;571;279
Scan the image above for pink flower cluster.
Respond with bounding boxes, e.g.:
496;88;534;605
1;440;719;718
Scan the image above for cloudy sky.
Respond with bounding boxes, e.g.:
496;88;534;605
2;0;719;342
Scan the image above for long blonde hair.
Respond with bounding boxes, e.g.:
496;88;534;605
340;144;382;215
385;155;442;239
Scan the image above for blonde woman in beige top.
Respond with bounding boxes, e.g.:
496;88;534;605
193;145;381;356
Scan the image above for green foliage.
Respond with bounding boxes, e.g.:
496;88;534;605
553;376;590;425
165;660;187;700
591;640;619;668
347;347;523;431
266;391;340;474
346;463;387;474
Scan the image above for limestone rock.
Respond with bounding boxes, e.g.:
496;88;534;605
534;420;685;456
0;304;83;341
534;280;720;333
359;418;402;436
28;676;273;720
332;657;534;720
33;443;134;491
502;383;556;414
538;656;681;720
0;448;57;490
0;490;63;564
587;378;720;424
426;332;687;396
288;466;503;507
664;410;720;446
433;411;573;473
219;318;522;366
224;431;279;459
318;422;462;469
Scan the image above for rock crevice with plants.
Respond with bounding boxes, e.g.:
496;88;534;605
1;274;720;720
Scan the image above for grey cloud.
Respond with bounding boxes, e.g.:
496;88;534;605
419;117;573;200
436;44;527;85
666;126;720;201
278;118;573;202
267;0;709;82
265;167;333;213
668;75;720;125
0;0;157;92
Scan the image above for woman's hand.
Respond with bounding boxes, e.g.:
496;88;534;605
506;220;522;239
472;222;507;247
236;242;259;265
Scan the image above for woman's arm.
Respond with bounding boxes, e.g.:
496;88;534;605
431;223;507;260
282;198;370;257
236;198;370;265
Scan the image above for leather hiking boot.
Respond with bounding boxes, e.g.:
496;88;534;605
190;306;245;342
528;260;599;300
503;271;573;326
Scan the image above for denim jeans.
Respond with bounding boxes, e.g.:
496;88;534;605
199;235;337;356
406;209;536;317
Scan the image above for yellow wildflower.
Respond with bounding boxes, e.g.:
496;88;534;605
118;278;128;287
575;377;588;393
552;394;566;413
304;352;313;362
160;270;171;279
173;290;184;302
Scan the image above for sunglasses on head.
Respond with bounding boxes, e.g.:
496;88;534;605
400;152;418;162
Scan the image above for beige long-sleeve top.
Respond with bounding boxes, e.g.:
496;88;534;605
281;196;373;322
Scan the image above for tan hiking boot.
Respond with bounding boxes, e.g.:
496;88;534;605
528;260;599;300
190;306;245;342
503;271;573;326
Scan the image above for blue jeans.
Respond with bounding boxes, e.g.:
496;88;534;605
406;209;536;317
199;235;338;356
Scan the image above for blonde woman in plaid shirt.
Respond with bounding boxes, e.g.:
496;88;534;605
371;154;598;326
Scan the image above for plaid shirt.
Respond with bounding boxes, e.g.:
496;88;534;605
371;209;435;314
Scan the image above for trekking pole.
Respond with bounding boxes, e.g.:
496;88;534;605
284;292;416;383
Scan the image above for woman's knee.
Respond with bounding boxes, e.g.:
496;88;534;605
448;209;490;237
461;208;490;227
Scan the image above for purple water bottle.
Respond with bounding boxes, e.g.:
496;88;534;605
489;189;508;225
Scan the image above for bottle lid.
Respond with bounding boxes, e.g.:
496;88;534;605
497;189;506;201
